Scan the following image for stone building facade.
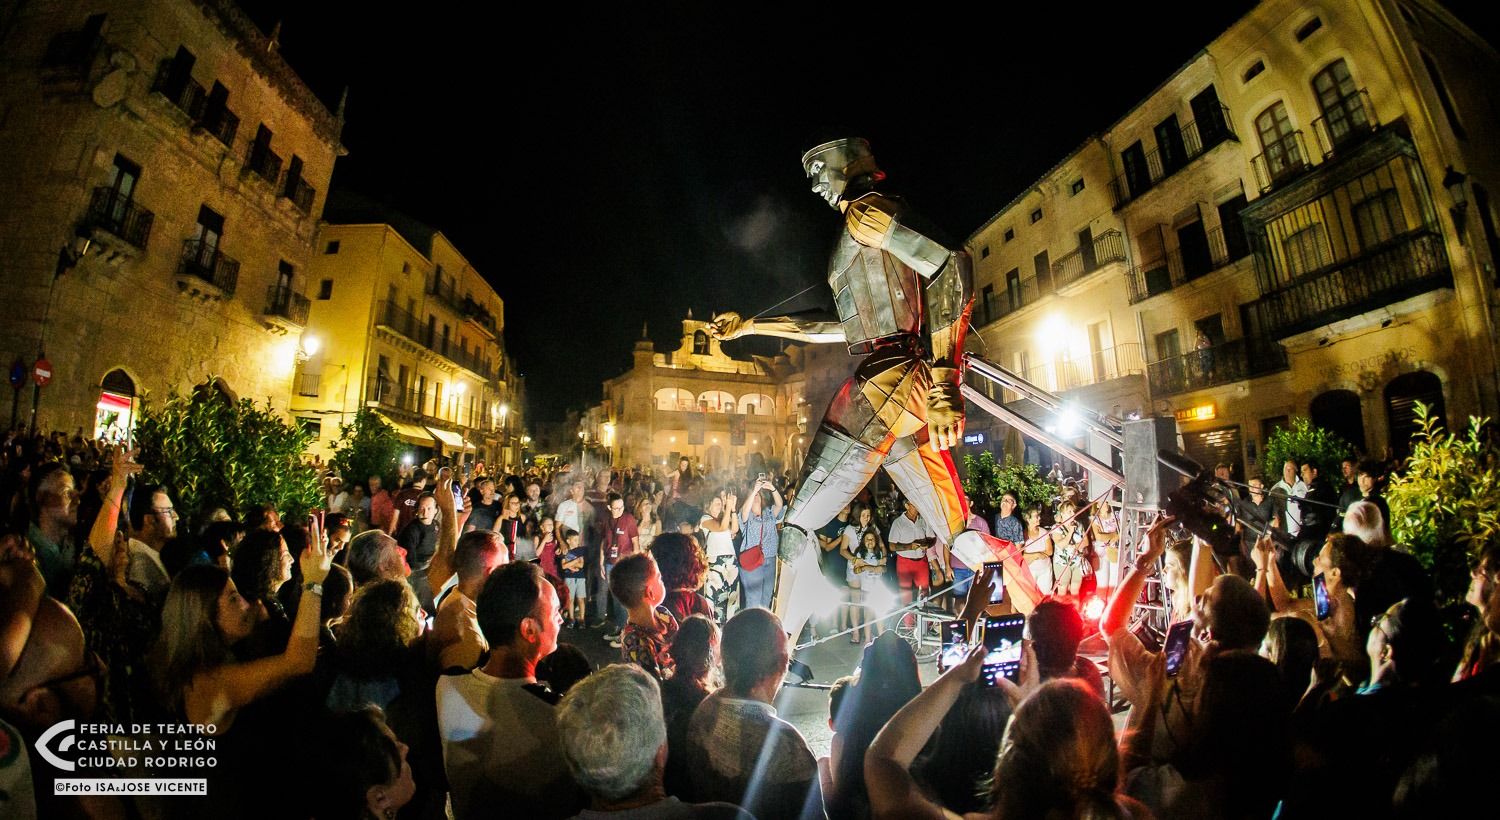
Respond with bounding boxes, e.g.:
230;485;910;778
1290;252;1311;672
585;318;858;476
290;220;520;469
966;0;1499;482
0;0;343;437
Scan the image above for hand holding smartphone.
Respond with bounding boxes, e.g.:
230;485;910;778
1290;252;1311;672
980;614;1026;687
1312;572;1331;620
983;561;1005;605
938;619;969;672
1164;619;1194;677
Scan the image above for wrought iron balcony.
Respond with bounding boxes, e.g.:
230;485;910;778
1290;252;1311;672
245;143;283;185
151;60;205;120
1244;229;1451;340
1051;230;1127;290
1311;89;1377;160
1017;342;1147;394
264;284;310;326
366;377;423;414
83;186;154;249
978;271;1053;326
1110;105;1238;208
1126;225;1251;303
151;60;238;147
282;176;316;214
178;239;239;295
1147;337;1288;397
1251;131;1312;193
375;301;491;377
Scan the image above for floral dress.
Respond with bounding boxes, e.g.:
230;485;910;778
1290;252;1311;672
621;606;680;680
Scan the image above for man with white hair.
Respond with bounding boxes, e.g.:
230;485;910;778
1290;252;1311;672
556;664;752;819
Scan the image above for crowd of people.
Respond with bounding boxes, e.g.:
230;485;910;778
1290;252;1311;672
2;426;1498;819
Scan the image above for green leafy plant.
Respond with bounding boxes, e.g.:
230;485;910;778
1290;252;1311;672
1386;403;1500;606
133;380;321;528
1261;416;1353;483
962;451;1059;515
329;408;404;491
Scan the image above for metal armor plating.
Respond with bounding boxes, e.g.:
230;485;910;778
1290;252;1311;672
711;138;1041;638
827;197;924;355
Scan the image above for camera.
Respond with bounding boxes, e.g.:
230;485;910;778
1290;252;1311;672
1162;470;1239;558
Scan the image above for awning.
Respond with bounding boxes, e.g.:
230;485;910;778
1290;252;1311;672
425;426;472;451
377;413;437;447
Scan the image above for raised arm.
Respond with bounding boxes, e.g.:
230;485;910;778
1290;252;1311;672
428;468;460;591
709;310;846;345
865;647;983;820
1101;515;1173;638
186;530;332;726
88;447;142;563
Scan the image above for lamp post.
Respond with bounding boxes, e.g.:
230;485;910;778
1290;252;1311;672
453;381;467;467
499;402;510;470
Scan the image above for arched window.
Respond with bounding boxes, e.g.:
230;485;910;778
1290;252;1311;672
692;331;710;355
1255;101;1304;184
1385;371;1445;460
1310;389;1366;453
697;390;735;413
737;393;775;415
1312;59;1370;153
654;387;695;411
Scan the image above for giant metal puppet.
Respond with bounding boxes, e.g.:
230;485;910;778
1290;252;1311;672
711;138;1044;637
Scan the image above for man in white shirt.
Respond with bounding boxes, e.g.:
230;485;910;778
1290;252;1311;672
888;498;937;617
435;562;584;819
1268;459;1307;537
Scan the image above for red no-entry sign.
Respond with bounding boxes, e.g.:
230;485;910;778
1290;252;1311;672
33;358;52;387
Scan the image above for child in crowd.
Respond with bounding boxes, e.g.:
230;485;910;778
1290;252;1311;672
847;529;888;644
610;553;679;680
559;526;588;627
536;516;561;582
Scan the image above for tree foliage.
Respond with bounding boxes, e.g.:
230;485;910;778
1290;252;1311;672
133;382;321;527
1386;403;1500;606
962;451;1059;516
1262;417;1353;483
329;408;404;491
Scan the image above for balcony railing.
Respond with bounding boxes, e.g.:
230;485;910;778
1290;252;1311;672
1251;131;1312;193
1110;105;1237;207
1147;337;1288;396
427;275;466;314
366;377;423;414
1017;342;1147;394
245;143;283;185
1052;230;1127;290
179;239;239;295
978;272;1051;326
375;301;491;377
83;186;154;249
265;285;310;326
1126;224;1251;303
282;176;316;213
1311;89;1376;160
1245;229;1451;340
150;60;238;147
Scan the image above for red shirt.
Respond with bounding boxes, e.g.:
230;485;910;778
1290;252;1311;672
605;513;639;563
370;489;395;532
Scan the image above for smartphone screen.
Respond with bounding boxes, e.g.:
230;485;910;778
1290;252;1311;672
1313;572;1331;620
983;561;1004;604
938;620;968;672
981;614;1025;685
1164;619;1195;677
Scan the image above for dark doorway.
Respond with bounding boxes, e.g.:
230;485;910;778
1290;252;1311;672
1178;219;1214;280
1385;371;1446;459
1310;389;1366;454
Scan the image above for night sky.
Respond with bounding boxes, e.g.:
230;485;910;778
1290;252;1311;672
238;2;1494;423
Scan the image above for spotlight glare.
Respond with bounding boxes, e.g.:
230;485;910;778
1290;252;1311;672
809;574;842;619
864;582;897;618
1083;595;1105;623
